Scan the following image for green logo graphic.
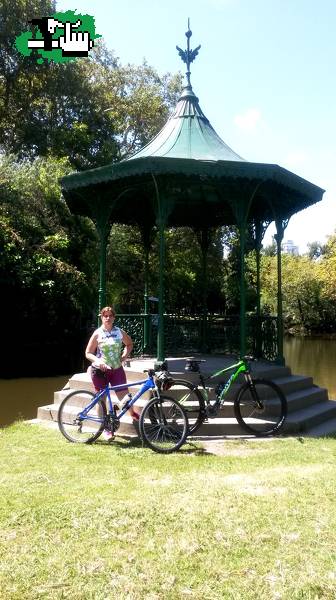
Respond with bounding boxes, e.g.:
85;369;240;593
15;10;101;63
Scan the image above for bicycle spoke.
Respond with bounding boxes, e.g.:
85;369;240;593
58;390;106;443
234;379;287;436
163;380;205;435
139;395;188;453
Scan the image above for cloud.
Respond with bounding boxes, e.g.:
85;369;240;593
234;108;262;132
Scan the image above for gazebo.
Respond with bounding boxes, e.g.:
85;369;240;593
61;26;324;367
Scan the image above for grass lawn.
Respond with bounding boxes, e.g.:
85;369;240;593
0;423;336;599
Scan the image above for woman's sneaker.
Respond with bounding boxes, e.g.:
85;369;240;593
102;429;114;442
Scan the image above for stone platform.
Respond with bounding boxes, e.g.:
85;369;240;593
36;355;336;439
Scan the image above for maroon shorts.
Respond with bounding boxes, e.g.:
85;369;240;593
91;365;127;392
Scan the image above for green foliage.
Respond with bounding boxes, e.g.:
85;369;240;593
260;233;336;332
104;226;226;314
0;3;182;170
223;226;257;314
0;155;98;375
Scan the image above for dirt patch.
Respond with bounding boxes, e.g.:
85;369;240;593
199;440;271;457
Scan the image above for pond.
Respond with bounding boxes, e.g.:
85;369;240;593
1;336;335;427
284;336;336;399
0;375;70;429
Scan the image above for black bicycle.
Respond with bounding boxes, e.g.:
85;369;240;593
158;357;287;437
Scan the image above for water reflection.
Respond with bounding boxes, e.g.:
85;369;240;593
284;337;336;400
0;375;70;428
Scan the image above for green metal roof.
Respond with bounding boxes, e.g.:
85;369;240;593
60;25;325;228
127;84;245;162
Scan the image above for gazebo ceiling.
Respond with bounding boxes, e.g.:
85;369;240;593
61;28;324;229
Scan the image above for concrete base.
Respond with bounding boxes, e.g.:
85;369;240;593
36;354;336;439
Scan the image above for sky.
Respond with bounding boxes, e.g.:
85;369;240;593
55;0;336;252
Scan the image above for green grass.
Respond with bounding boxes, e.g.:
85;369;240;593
1;423;336;599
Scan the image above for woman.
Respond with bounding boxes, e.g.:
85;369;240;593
85;306;139;438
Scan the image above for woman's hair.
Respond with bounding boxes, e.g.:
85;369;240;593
99;306;116;317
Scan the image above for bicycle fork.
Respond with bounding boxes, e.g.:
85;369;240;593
244;373;263;409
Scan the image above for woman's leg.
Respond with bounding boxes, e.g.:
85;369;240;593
108;366;140;420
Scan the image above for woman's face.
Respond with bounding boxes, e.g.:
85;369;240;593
101;310;115;328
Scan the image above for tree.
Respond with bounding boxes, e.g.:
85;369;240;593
0;154;99;375
307;241;325;260
0;1;182;169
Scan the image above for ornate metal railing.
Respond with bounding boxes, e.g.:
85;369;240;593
115;313;279;361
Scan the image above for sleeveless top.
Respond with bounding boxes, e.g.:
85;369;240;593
96;326;123;369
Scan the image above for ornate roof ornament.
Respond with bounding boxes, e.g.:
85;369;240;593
176;19;201;87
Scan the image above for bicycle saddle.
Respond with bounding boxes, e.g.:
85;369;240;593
185;359;202;372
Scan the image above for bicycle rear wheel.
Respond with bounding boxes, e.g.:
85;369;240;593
58;389;106;443
139;395;188;453
234;378;287;436
162;379;205;435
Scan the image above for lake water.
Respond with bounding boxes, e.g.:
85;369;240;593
0;375;71;428
284;337;336;400
1;337;336;427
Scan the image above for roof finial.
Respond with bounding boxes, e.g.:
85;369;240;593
176;19;201;87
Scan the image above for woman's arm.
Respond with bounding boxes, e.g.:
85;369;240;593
85;331;107;369
121;330;133;361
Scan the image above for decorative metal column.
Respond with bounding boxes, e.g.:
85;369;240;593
274;218;289;365
152;175;170;368
95;219;110;320
196;227;211;352
140;225;154;353
238;223;247;358
252;219;270;357
156;214;166;364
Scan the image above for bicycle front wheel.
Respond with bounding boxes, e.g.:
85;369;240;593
234;378;287;436
58;389;106;443
139;395;188;453
163;379;206;435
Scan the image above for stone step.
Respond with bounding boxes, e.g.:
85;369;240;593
37;394;336;440
302;417;336;438
271;374;313;394
53;387;152;409
49;376;331;425
65;371;154;392
37;403;139;436
190;400;336;437
285;386;329;413
283;400;336;434
35;355;336;439
192;417;251;437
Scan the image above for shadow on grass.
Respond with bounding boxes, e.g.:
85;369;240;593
95;436;144;450
94;436;209;455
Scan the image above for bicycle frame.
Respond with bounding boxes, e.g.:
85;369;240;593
198;359;250;405
78;375;157;423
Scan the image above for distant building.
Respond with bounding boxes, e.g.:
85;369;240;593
282;239;299;255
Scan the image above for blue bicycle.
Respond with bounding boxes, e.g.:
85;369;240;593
57;368;188;453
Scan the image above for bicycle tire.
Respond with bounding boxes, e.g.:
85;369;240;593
234;378;287;436
163;379;206;435
58;389;106;443
139;395;188;453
